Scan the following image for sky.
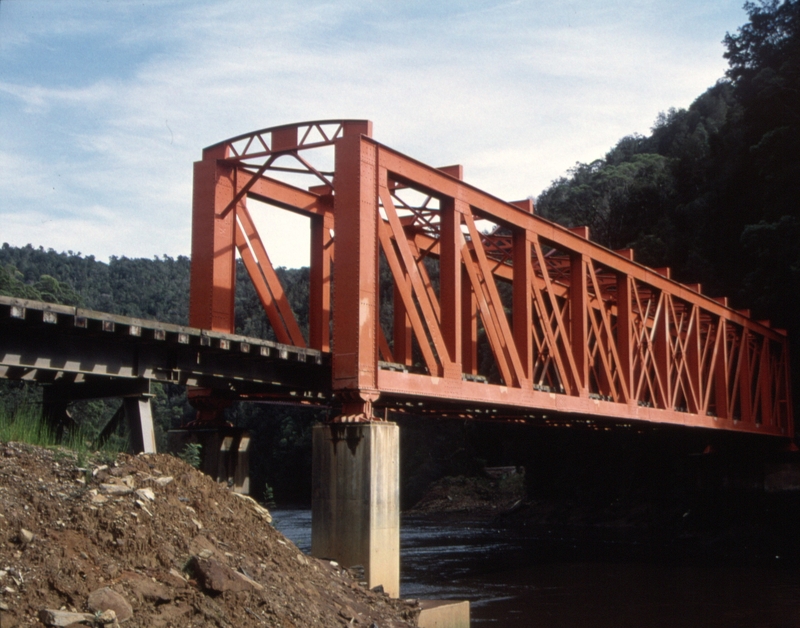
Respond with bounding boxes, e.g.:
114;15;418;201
0;0;749;269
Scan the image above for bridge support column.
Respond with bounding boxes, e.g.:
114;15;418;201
311;422;400;598
124;397;157;454
167;427;251;493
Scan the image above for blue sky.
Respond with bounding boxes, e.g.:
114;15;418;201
1;0;748;268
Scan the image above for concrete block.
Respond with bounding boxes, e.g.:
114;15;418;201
235;434;251;494
125;396;157;453
312;422;399;597
167;428;251;494
418;600;471;628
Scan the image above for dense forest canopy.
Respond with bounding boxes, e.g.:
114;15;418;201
1;0;799;501
537;0;799;405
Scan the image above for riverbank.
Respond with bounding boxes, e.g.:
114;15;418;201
0;441;419;627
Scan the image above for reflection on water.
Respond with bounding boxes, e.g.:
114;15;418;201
271;509;800;627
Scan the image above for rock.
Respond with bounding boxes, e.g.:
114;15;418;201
99;484;132;496
188;556;262;594
134;500;152;517
154;476;173;487
348;564;366;580
235;568;264;591
231;492;273;523
37;609;95;626
87;587;133;623
126;578;173;604
165;568;188;587
338;606;359;622
151;602;191;624
135;488;155;502
371;584;384;594
96;608;118;625
17;528;33;544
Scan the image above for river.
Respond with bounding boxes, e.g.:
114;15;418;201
271;509;800;627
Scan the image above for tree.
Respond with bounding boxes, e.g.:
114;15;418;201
0;262;82;306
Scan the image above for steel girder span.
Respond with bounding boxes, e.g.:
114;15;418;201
189;120;794;438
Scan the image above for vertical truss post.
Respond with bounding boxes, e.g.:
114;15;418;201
462;266;478;375
393;277;413;367
332;134;379;416
686;306;701;414
739;329;753;422
759;337;773;426
783;341;794;434
189;146;238;332
570;253;589;395
513;229;533;384
440;199;463;377
654;295;671;409
714;318;730;419
310;211;333;351
617;274;637;404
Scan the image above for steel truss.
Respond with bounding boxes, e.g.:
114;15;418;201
189;120;793;436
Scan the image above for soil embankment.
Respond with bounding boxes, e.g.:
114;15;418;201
0;442;419;627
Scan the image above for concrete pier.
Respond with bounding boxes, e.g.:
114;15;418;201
418;600;471;628
311;422;400;598
124;397;157;454
167;428;251;494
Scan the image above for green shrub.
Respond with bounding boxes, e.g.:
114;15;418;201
178;442;202;468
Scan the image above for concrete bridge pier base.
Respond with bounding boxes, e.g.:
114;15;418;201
311;422;400;598
124;397;157;454
167;428;251;493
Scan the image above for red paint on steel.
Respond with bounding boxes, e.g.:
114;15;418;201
189;120;794;437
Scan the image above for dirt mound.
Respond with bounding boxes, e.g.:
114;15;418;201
0;441;418;627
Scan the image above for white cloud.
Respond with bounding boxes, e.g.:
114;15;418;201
0;0;747;267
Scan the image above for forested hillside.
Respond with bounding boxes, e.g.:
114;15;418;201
0;242;308;338
1;0;798;504
536;0;800;401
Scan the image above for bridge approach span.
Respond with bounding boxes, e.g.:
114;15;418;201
0;294;330;412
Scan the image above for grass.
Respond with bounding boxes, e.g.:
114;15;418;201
0;405;126;462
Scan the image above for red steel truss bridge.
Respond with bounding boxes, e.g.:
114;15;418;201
185;119;793;438
0;119;793;441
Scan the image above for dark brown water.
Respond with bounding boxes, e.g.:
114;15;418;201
272;509;800;627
